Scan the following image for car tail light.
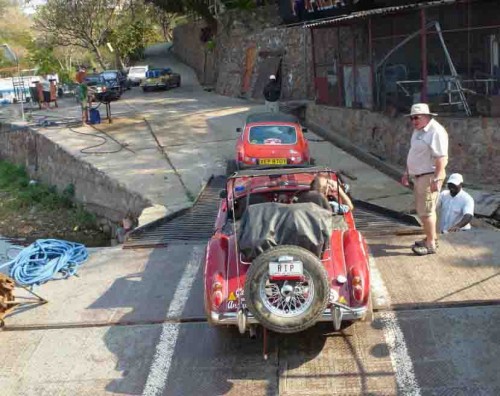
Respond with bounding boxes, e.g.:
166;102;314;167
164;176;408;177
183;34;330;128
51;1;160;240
244;156;257;164
211;273;224;309
351;275;364;302
212;290;223;308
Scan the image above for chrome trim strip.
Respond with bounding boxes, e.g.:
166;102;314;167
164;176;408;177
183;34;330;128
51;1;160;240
210;306;367;325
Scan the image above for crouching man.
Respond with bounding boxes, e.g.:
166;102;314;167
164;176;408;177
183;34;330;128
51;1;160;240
438;173;474;233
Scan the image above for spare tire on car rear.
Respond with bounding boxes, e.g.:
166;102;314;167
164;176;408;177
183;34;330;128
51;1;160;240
244;245;329;334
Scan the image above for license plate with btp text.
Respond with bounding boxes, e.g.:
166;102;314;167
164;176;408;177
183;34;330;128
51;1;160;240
269;256;303;280
258;158;287;165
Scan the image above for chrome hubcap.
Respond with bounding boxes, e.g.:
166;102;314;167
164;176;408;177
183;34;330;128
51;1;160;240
259;270;314;318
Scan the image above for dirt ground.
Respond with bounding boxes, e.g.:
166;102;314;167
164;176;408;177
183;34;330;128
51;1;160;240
0;191;110;247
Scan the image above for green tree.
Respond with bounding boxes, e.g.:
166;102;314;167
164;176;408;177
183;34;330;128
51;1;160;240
27;42;59;75
148;0;215;22
26;39;76;83
0;0;33;75
34;0;122;69
152;6;184;42
108;1;161;66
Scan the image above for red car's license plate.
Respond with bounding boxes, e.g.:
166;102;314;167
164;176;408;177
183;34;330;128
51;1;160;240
259;158;287;165
269;257;303;279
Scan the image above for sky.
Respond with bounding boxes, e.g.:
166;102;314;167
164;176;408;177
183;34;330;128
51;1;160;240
22;0;45;15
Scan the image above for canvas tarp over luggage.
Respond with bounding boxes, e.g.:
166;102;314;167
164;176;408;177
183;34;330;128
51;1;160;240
238;202;346;261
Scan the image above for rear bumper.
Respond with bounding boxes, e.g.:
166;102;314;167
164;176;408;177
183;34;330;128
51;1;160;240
129;78;142;86
210;305;367;326
143;83;167;88
239;163;310;169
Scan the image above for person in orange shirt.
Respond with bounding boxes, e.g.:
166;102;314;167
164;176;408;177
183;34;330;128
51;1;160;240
75;66;87;84
75;66;88;123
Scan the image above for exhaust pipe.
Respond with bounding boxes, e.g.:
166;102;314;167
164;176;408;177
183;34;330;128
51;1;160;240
237;308;247;334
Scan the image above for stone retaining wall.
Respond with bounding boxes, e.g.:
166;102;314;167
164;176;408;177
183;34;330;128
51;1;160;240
173;20;217;86
215;24;313;101
0;122;150;223
173;6;314;100
306;104;500;187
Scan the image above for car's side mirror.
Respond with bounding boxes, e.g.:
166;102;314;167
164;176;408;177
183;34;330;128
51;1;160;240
302;128;308;133
236;127;242;133
219;189;228;199
343;183;350;194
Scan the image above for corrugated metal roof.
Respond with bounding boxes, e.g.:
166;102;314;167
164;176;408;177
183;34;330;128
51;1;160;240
304;0;456;28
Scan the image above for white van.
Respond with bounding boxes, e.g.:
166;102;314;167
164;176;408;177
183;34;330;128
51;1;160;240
127;65;149;86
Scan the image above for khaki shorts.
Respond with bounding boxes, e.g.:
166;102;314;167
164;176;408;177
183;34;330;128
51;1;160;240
413;173;439;218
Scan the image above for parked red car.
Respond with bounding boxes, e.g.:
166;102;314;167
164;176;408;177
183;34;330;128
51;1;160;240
204;167;372;335
227;113;312;174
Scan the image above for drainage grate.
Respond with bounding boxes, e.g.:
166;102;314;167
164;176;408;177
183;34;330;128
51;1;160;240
124;176;226;249
124;178;421;249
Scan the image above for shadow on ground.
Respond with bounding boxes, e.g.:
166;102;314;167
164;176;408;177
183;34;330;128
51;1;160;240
91;243;400;395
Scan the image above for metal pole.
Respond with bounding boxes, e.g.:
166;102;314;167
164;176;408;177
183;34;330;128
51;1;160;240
310;28;318;102
434;22;472;116
369;17;374;109
352;26;357;106
17;58;25;122
420;8;428;102
310;28;317;82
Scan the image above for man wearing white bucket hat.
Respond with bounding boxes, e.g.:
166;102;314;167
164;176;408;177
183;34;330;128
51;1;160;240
401;103;449;256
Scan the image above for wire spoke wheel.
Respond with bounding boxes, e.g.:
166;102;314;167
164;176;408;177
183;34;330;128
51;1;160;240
245;245;329;334
260;272;314;318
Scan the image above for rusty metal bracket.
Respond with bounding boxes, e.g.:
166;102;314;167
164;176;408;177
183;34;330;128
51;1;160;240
0;274;47;329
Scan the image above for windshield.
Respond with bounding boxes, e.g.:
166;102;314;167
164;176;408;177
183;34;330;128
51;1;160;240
130;67;146;74
248;125;297;145
85;75;103;84
101;72;118;80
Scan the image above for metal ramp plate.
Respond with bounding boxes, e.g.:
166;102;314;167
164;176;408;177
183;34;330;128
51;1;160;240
124;176;225;249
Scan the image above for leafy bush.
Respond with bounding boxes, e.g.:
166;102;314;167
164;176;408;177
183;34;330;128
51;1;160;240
0;160;74;210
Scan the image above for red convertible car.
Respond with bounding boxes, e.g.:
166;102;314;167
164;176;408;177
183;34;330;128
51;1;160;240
227;113;312;174
204;167;372;335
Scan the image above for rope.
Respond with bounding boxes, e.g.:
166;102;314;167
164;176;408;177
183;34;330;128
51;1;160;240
0;239;89;286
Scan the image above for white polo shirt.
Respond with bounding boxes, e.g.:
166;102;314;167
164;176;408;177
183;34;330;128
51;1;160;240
407;118;449;176
437;189;474;233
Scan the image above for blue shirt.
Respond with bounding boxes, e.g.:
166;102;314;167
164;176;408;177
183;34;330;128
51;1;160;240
329;201;350;214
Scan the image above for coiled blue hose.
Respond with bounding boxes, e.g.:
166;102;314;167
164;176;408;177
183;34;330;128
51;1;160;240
0;239;88;286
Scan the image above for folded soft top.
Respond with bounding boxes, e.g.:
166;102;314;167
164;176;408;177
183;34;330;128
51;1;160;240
238;202;347;260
